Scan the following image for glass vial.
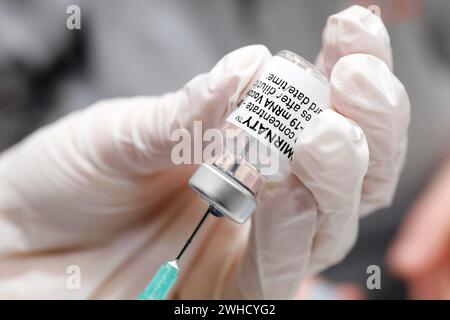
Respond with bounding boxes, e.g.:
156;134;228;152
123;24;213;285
189;50;330;223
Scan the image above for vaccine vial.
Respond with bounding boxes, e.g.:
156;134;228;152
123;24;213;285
189;50;330;224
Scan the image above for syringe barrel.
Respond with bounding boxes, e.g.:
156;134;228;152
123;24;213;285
137;261;179;300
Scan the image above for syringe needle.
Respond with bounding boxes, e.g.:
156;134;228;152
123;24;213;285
176;206;211;261
138;207;212;300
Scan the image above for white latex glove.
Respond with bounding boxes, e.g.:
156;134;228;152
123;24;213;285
0;6;409;299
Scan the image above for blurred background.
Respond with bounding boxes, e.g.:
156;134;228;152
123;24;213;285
1;0;449;299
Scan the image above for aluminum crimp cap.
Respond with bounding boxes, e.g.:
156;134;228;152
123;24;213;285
189;163;259;224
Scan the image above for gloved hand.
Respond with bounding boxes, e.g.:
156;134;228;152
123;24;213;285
0;5;409;299
388;157;450;299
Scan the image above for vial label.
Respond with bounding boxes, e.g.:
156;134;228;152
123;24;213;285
227;56;330;162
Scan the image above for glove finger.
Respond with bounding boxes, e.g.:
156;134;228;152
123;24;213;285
315;5;392;77
331;54;410;215
292;109;369;215
290;109;369;271
307;210;359;275
224;175;318;299
76;45;271;174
